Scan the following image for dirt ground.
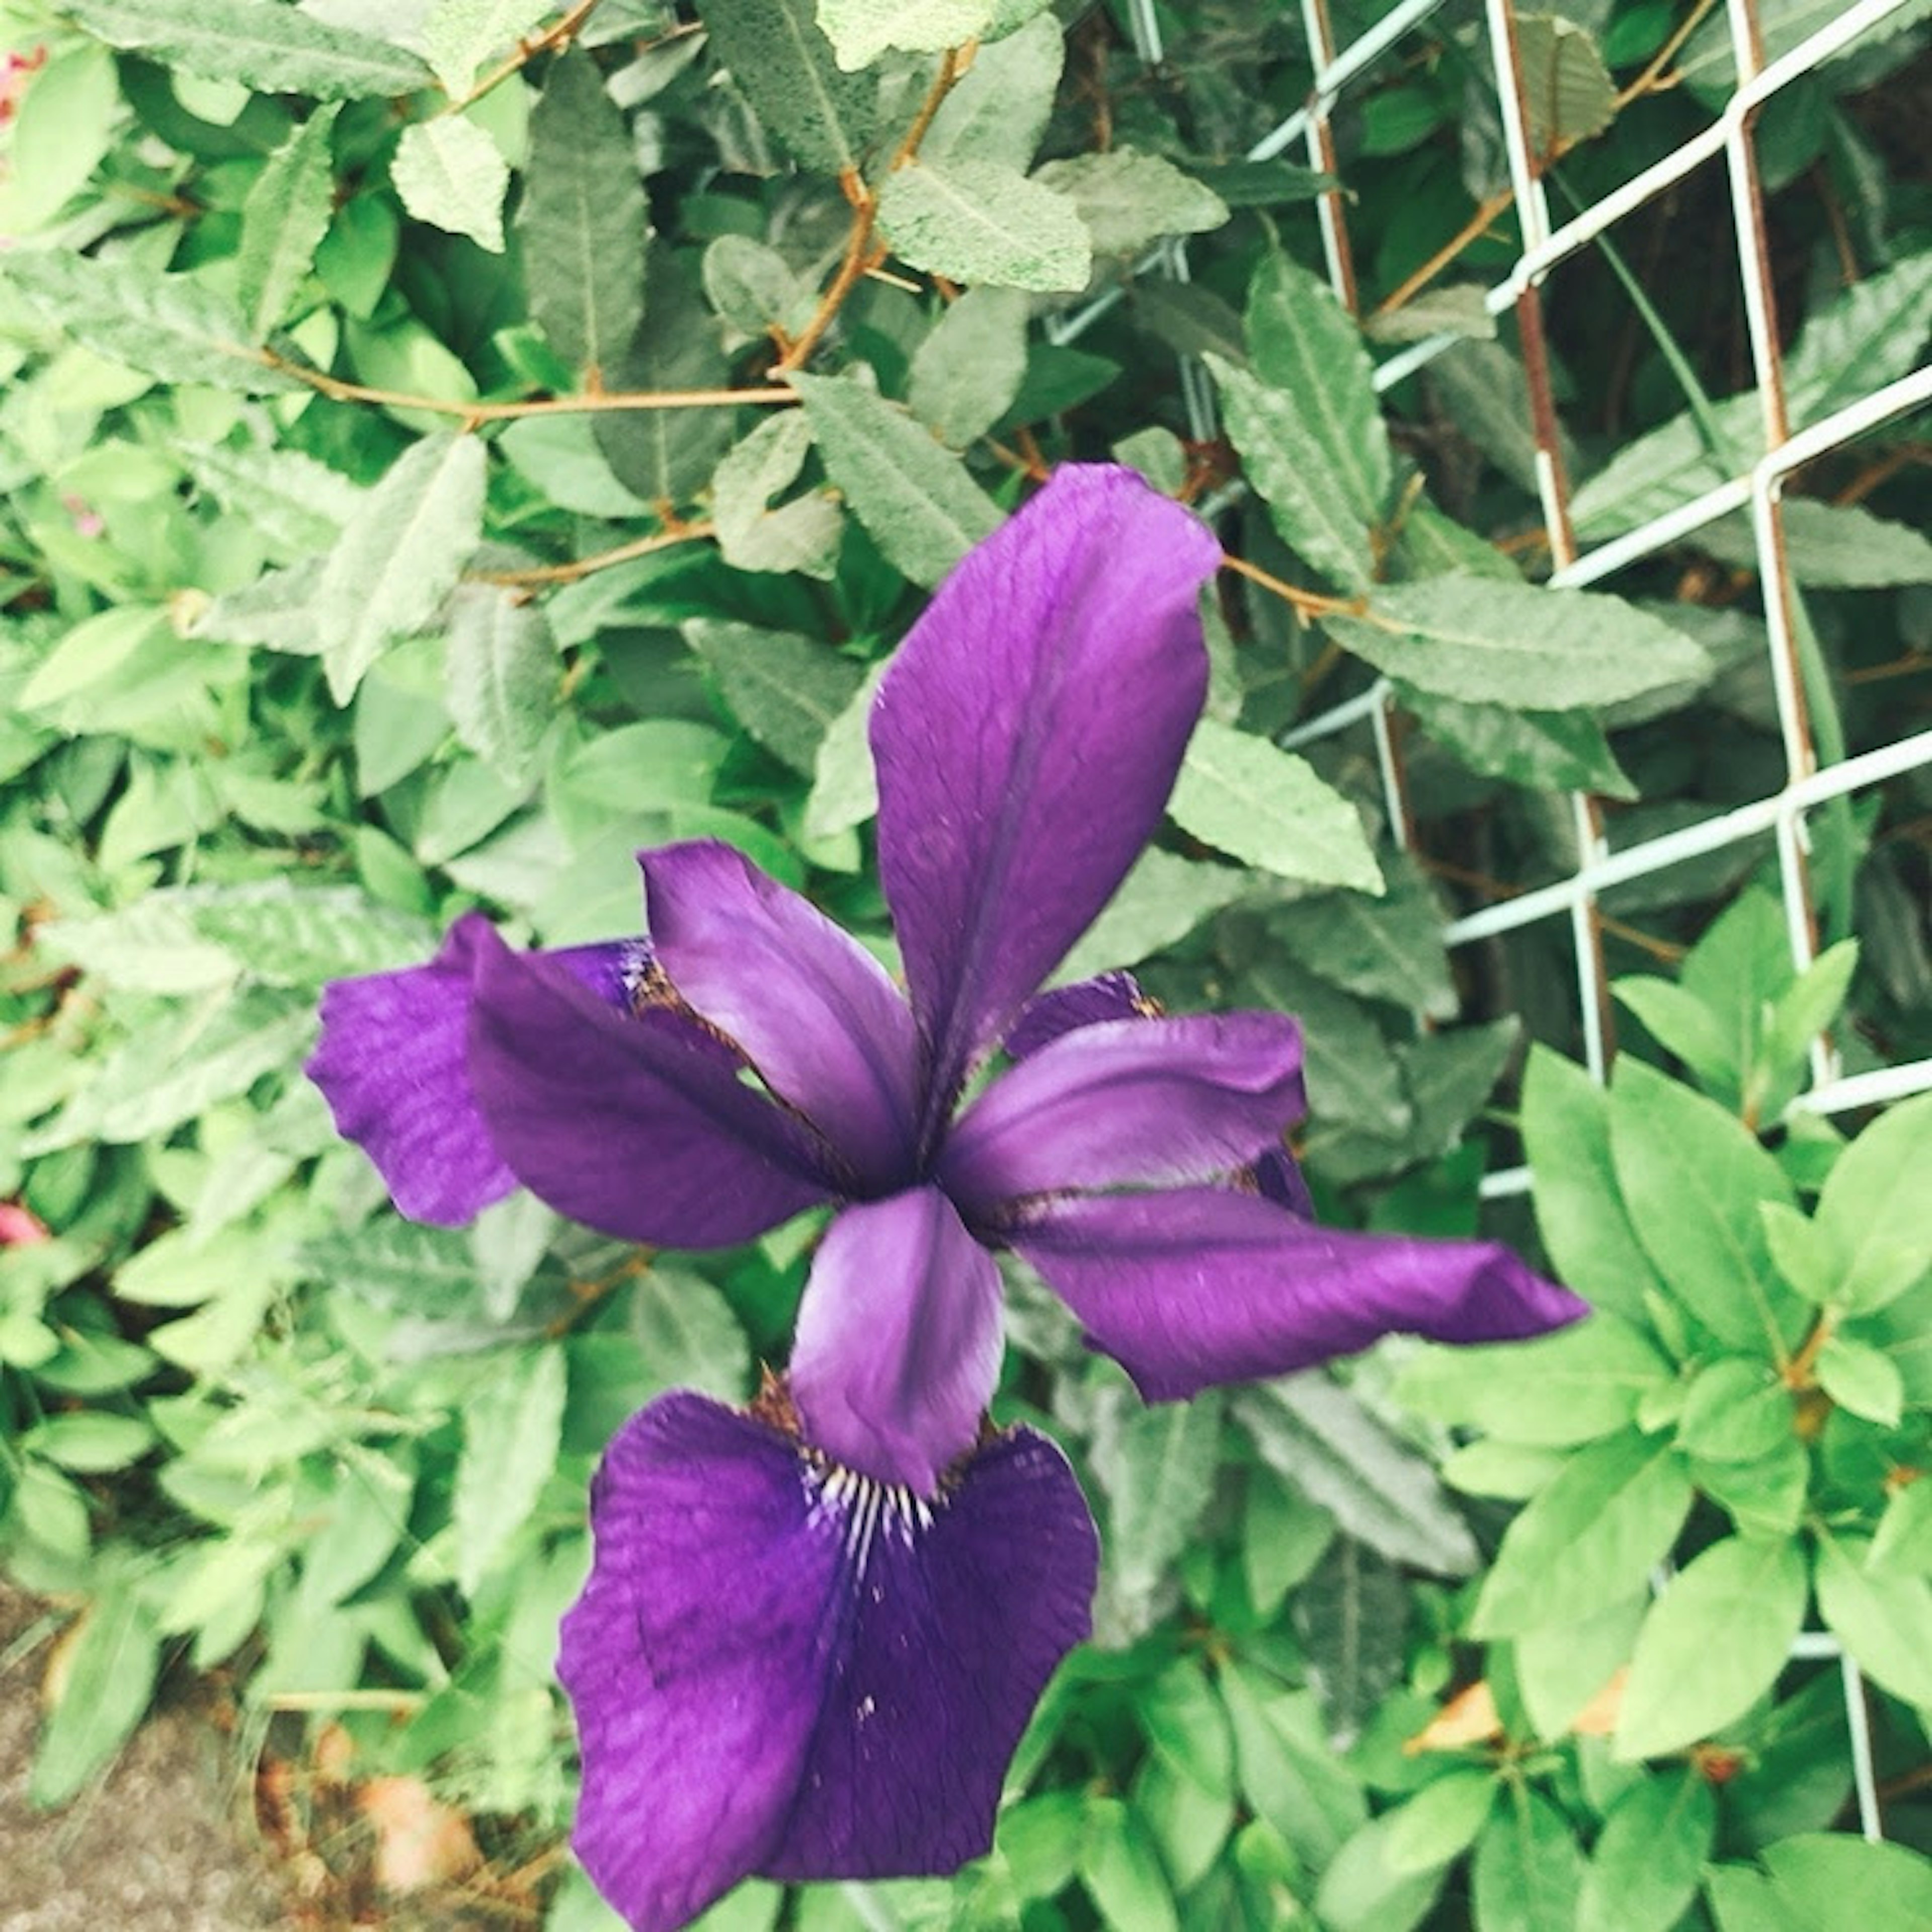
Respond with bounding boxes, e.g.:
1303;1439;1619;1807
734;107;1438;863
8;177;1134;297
0;1581;291;1932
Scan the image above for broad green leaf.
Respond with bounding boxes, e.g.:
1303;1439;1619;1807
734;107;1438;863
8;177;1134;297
1383;1770;1495;1874
1054;848;1252;984
1613;974;1741;1098
1698;500;1932;589
30;1584;163;1806
1396;1313;1672;1447
1292;1537;1408;1746
1234;1378;1479;1575
792;373;1001;586
1245;248;1389;529
301;1218;485;1312
1705;1865;1809;1932
817;0;995;67
1325;576;1709;708
804;660;888;839
1868;1478;1932;1576
444;583;557;787
1218;1664;1367;1868
1521;1046;1667;1324
20;607;173;713
1089;1392;1222;1644
1078;1797;1179;1932
909;285;1030;447
1761;1833;1932;1922
421;0;552;93
1032;148;1228;256
877;159;1091;293
701;234;812;343
1614;1536;1807;1760
64;0;433;96
1578;1773;1715;1932
1472;1790;1585;1932
1133;1753;1232;1894
1675;1356;1796;1463
1813;1532;1932;1708
182;441;363;559
1569;393;1759;538
1168;718;1382;893
1205;351;1377;592
1316;1810;1452;1932
628;1267;751;1401
517;49;648;376
1514;12;1617;156
684;618;865;775
1139;1658;1236;1797
392;115;509;253
1784;251;1932;425
235;106;340;337
1815;1092;1932;1314
921;12;1061;168
1;250;300;394
24;1412;156;1472
1473;1429;1694;1637
711;412;843;579
1244;958;1410;1145
1514;1593;1647;1738
1815;1334;1903;1427
695;0;877;171
1608;1058;1807;1358
184;882;434;985
316;432;488;701
1240;1468;1334;1617
1675;0;1932;102
453;1343;569;1596
1399;685;1637;799
1266;857;1455;1019
0;41;120;235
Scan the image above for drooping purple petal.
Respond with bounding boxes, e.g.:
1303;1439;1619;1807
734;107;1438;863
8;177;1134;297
788;1187;1004;1494
1004;971;1152;1060
1013;1187;1588;1402
560;1393;1097;1931
1252;1145;1316;1220
466;923;834;1247
306;916;655;1226
642;842;920;1192
871;466;1222;1138
941;1013;1306;1217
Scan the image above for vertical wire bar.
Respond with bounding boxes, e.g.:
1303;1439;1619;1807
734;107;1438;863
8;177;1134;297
1841;1651;1884;1842
1300;0;1361;311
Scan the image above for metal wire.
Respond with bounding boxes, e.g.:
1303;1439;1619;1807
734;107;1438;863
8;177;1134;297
1087;0;1930;1847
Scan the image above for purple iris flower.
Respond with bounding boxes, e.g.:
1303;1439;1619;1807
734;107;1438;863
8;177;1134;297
307;466;1584;1932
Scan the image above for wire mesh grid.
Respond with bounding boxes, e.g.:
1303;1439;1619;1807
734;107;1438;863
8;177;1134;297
1077;0;1932;1847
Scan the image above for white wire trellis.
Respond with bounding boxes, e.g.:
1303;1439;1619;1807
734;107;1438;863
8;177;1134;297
1087;0;1932;1850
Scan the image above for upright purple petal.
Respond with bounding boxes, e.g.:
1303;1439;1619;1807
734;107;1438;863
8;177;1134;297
560;1394;1097;1931
642;842;920;1192
466;923;833;1247
941;1012;1306;1217
1004;971;1153;1060
306;917;655;1226
871;466;1221;1136
789;1188;1004;1494
1013;1187;1588;1402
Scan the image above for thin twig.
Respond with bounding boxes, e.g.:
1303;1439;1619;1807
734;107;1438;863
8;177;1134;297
442;0;605;115
471;521;716;590
1617;0;1724;107
1219;551;1361;621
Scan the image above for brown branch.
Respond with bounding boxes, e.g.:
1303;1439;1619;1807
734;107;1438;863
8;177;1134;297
1374;187;1515;319
1219;551;1361;621
442;0;606;115
471;521;715;590
1617;0;1725;107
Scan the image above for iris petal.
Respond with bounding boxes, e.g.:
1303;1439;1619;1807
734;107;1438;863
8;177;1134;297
560;1394;1097;1932
466;922;834;1247
1014;1186;1589;1401
789;1187;1004;1494
1003;972;1151;1061
941;1012;1306;1216
306;916;656;1226
871;466;1221;1137
642;841;921;1192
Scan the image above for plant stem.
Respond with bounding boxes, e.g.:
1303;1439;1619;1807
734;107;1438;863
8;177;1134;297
471;521;716;590
442;0;605;116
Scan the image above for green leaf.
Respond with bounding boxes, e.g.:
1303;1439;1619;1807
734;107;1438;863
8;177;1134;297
516;49;648;376
1613;975;1742;1098
1139;1658;1235;1797
1032;148;1228;256
421;0;552;94
183;882;434;986
1054;848;1252;984
1;249;300;394
1205;351;1377;592
235;106;340;337
1234;1378;1479;1576
791;373;1001;586
1325;576;1710;708
1472;1791;1584;1932
803;661;888;839
392;115;508;253
1815;1092;1932;1315
816;0;995;67
1472;1430;1694;1638
444;583;556;788
695;0;878;171
1698;499;1932;589
182;441;363;560
1868;1478;1932;1577
1815;1333;1903;1427
1760;1834;1932;1925
1608;1058;1807;1358
1613;1536;1807;1760
64;0;432;96
1514;12;1617;155
1244;248;1390;531
1578;1773;1715;1932
922;12;1060;168
909;285;1029;447
877;159;1091;293
1521;1046;1667;1325
24;1412;156;1473
1265;856;1454;1018
1705;1864;1809;1932
1784;252;1932;425
1167;718;1382;893
711;412;843;579
1316;1810;1452;1932
684;618;865;775
1292;1537;1408;1747
1396;1313;1672;1448
452;1343;569;1597
1813;1532;1932;1708
1219;1664;1367;1868
1514;1594;1647;1738
1398;685;1637;799
316;432;489;702
1675;1356;1796;1463
1240;1468;1334;1616
301;1218;484;1313
628;1266;751;1401
1384;1770;1496;1875
30;1584;163;1805
1089;1392;1223;1645
702;234;812;343
1078;1796;1179;1932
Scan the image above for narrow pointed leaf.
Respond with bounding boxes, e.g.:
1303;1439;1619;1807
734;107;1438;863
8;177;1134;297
694;0;877;171
878;158;1091;293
